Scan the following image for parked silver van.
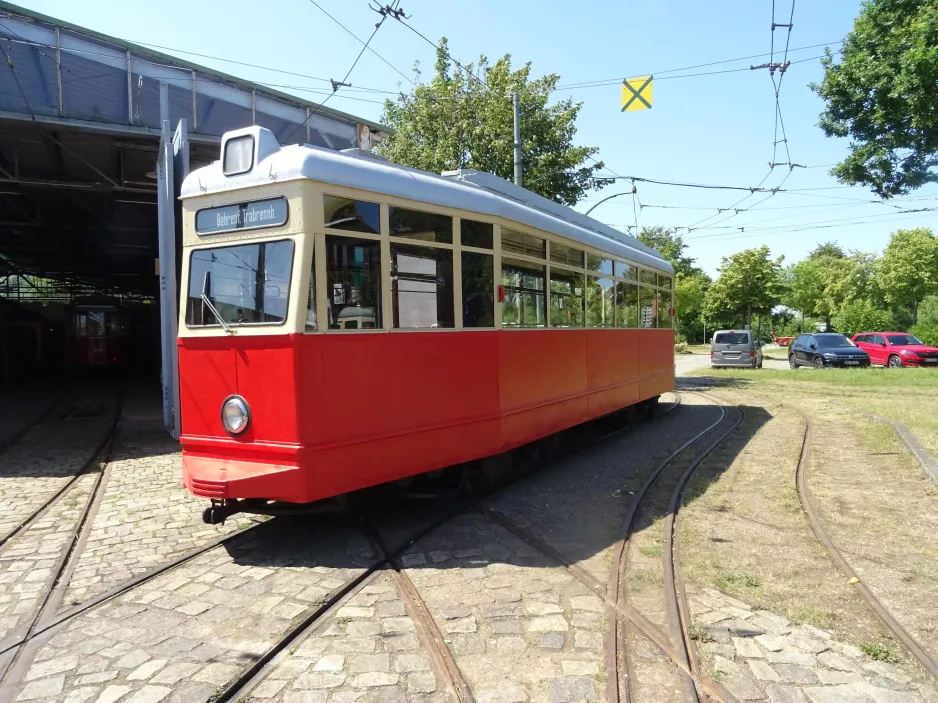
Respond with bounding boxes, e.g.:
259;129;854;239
710;330;763;368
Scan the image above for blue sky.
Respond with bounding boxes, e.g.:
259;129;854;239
20;0;938;276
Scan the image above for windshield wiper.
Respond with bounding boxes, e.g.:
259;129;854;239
200;293;233;333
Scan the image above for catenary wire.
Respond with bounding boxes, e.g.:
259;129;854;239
283;3;395;143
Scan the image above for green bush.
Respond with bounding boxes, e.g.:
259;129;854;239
910;323;938;346
832;300;895;338
919;296;938;326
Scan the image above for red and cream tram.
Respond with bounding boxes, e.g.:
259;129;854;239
178;126;675;520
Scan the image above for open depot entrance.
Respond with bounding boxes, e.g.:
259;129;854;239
0;2;387;423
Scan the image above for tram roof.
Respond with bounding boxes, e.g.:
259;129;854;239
181;127;674;274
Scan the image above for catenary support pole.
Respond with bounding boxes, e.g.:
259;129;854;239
512;91;522;187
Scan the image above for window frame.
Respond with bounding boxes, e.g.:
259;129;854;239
185;238;296;329
309;185;673;334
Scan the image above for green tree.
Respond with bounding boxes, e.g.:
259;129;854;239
704;246;785;330
832;299;896;337
875;227;938;323
637;227;698;277
377;40;605;205
784;247;877;331
812;0;938;197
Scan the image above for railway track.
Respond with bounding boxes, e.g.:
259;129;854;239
0;387;123;688
793;407;938;681
2;391;719;703
482;392;746;703
0;387;119;550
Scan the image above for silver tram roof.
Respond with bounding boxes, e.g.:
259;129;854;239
180;127;674;274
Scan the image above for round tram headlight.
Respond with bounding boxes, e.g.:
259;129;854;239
221;395;251;435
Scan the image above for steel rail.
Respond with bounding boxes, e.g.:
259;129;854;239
366;522;475;703
212;500;475;703
663;399;746;703
606;393;727;703
0;392;116;552
209;393;683;703
793;408;938;681
480;506;739;703
0;388;123;697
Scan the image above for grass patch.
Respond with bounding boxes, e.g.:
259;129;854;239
786;602;838;630
629;568;663;591
714;572;760;590
639;544;662;558
860;642;901;663
688;623;713;642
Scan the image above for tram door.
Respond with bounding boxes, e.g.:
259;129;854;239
156;117;188;440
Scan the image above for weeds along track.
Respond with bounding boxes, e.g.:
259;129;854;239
793;406;938;681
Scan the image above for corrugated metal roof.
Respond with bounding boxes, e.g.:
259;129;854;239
0;0;391;135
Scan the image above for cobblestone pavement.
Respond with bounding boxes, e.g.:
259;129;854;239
60;423;255;608
397;512;609;703
6;521;371;703
486;394;720;588
691;586;938;703
241;572;445;703
0;390;117;542
0;474;97;644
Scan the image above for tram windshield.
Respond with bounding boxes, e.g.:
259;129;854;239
185;240;294;327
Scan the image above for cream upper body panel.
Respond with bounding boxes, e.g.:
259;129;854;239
179;127;674;276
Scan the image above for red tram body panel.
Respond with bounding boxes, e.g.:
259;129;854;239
179;330;673;503
177;126;676;512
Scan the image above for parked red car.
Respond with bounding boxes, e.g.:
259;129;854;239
851;332;938;367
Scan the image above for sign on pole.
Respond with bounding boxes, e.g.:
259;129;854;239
621;75;653;112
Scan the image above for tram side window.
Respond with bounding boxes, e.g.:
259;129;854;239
657;290;673;329
639;286;657;328
391;243;455;329
326;236;382;330
587;254;614;276
323;196;380;234
616;261;636;280
186;240;294;327
502;228;546;259
586;277;615;328
462;251;494;328
502;258;546;327
461;220;493;249
550;269;585;328
389;207;453;244
550;242;584;268
305;249;317;331
615;281;639;328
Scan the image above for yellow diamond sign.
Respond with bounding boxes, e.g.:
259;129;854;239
622;76;653;112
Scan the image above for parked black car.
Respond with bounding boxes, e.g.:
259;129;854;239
789;333;871;368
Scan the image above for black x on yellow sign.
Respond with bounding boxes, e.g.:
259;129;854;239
621;75;653;112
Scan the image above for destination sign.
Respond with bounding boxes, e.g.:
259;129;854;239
196;197;288;235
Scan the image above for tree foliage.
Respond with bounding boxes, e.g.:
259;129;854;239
704;246;785;327
813;0;938;197
831;299;896;337
377;39;606;205
784;247;877;329
875;227;938;322
637;227;698;277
